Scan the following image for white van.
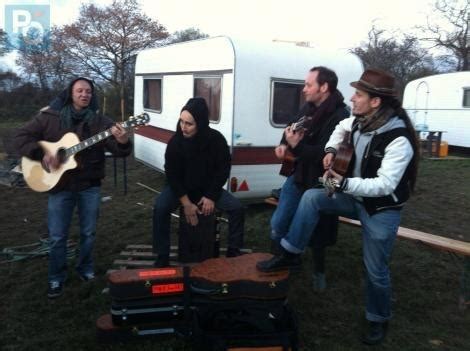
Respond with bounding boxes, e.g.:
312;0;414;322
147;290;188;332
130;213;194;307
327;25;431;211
133;36;363;201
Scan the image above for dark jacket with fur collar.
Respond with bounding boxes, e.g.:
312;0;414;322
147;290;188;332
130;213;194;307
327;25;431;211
14;92;132;192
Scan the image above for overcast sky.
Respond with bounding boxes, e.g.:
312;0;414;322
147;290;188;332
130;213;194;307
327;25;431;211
55;0;436;49
0;0;458;70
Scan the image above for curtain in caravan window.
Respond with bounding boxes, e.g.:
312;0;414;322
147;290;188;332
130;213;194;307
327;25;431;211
272;81;305;126
143;79;162;111
194;77;221;122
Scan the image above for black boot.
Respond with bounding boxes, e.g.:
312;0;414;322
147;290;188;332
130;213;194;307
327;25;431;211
153;254;170;268
361;321;388;345
270;240;282;255
256;247;302;272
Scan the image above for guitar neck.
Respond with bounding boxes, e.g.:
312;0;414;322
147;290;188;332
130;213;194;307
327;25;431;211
65;122;129;157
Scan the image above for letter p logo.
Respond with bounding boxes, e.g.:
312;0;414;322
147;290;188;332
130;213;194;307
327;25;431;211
4;5;50;49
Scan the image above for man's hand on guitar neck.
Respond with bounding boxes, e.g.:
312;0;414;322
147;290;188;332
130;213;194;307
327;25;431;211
111;123;129;144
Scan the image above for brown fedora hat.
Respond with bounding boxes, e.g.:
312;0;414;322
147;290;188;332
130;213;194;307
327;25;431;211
350;68;398;97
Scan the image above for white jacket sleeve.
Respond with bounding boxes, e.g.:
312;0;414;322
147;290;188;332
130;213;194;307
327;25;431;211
345;136;414;197
325;117;354;151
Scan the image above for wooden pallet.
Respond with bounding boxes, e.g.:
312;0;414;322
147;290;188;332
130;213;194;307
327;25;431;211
109;244;252;272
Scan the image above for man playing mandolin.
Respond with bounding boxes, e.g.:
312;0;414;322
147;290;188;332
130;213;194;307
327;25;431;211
14;77;132;299
258;69;419;345
270;66;349;289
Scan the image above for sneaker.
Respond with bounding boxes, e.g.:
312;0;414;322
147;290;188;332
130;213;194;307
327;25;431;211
79;272;95;282
47;281;63;299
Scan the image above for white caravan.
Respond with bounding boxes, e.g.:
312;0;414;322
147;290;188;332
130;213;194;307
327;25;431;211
403;72;470;148
133;36;363;201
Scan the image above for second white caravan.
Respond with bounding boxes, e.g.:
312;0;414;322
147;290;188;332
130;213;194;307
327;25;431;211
133;36;363;201
403;71;470;148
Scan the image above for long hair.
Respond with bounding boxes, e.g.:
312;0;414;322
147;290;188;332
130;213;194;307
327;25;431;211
370;93;419;192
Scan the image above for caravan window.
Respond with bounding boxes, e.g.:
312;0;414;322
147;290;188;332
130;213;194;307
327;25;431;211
143;78;162;112
194;77;221;122
271;80;305;126
463;88;470;108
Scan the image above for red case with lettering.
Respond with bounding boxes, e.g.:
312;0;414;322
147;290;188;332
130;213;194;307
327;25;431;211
109;267;186;301
108;267;190;325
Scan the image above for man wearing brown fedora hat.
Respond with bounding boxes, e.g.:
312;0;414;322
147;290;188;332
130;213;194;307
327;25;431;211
257;68;419;345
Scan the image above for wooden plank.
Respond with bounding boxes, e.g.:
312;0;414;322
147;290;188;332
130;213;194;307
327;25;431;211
396;227;470;256
122;245;253;254
265;197;470;256
113;259;154;266
110;245;254;272
339;216;361;228
119;251;178;259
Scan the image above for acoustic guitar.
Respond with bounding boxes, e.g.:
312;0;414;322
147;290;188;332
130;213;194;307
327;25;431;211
323;131;354;196
21;113;150;192
278;115;313;177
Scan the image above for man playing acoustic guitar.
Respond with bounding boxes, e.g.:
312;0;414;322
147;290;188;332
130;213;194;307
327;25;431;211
270;66;349;290
258;69;419;345
14;77;132;299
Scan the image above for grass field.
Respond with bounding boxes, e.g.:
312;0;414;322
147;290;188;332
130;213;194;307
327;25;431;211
0;122;469;351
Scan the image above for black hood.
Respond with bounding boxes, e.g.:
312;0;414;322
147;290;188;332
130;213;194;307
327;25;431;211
48;77;99;112
179;97;209;132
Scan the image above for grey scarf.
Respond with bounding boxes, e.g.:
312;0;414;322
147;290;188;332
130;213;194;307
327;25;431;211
356;106;395;133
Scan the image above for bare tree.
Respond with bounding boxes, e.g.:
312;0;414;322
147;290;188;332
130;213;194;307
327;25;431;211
351;26;439;96
59;0;168;119
169;27;209;44
0;29;11;57
15;31;51;90
419;0;469;71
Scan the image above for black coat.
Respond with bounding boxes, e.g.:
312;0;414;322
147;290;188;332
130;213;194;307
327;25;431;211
164;127;231;203
287;95;350;190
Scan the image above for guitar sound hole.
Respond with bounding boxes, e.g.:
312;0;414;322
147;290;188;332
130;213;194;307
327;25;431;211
57;148;67;164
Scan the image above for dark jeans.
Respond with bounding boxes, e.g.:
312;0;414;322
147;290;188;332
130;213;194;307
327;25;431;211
152;186;245;256
47;186;101;283
271;175;338;249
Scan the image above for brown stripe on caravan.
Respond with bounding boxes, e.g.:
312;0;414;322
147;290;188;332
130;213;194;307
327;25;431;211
134;125;174;143
231;147;280;165
135;126;280;165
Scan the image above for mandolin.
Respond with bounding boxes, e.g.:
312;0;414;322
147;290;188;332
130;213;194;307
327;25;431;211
278;115;313;177
21;113;150;192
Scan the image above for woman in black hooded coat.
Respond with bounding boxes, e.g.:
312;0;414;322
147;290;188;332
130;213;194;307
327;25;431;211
152;97;245;266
